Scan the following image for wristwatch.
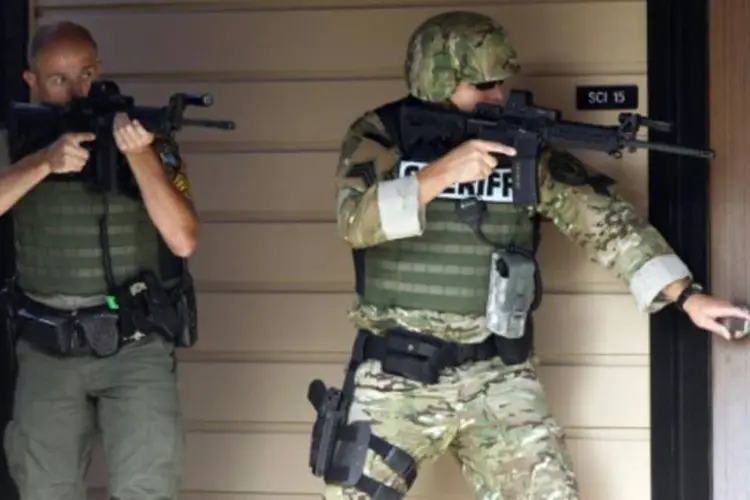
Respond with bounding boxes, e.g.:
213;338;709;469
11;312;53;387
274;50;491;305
675;281;704;310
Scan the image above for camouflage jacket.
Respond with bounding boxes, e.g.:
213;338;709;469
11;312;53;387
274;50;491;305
335;108;692;340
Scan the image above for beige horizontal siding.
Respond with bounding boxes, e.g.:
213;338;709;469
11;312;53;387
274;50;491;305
30;1;651;498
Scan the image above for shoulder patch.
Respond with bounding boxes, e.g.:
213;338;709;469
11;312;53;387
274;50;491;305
587;173;617;195
362;131;394;149
347;161;378;188
548;151;589;186
154;136;182;173
548;150;617;195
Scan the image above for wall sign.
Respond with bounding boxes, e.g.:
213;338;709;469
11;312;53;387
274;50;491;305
575;84;639;110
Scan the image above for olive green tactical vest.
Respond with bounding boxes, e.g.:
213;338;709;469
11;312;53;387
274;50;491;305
359;199;536;316
13;180;164;297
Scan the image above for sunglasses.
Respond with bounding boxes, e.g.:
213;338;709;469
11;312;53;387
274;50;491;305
473;80;505;91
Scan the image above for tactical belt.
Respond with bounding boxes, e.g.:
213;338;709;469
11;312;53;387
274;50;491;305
6;270;193;358
352;327;505;384
11;292;144;358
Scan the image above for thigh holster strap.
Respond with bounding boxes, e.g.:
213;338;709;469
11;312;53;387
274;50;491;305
307;379;417;500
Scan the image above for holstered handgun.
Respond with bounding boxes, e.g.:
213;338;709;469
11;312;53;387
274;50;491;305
113;271;194;347
308;379;350;478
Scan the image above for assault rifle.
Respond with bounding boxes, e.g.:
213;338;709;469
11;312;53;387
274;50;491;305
5;79;236;196
399;89;715;206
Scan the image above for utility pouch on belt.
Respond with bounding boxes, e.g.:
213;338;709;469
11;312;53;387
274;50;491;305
14;311;73;355
113;270;196;347
377;328;452;384
486;250;537;339
13;298;119;357
78;310;120;357
307;378;417;500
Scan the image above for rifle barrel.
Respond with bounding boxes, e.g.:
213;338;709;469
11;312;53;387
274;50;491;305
182;118;236;130
626;139;715;159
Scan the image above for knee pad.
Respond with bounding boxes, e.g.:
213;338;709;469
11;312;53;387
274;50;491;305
307;379;417;500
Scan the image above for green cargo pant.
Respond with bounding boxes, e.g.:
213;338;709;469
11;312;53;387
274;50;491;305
3;334;186;500
322;356;580;500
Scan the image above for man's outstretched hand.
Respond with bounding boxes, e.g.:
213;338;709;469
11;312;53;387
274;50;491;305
683;294;750;340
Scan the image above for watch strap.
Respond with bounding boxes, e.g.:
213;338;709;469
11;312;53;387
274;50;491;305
675;282;703;310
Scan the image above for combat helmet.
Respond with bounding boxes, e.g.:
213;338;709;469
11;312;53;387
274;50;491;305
404;11;520;103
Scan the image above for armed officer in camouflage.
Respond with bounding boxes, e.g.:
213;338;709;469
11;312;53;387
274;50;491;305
0;21;198;499
308;10;750;500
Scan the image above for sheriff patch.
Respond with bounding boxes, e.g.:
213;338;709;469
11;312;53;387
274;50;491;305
398;160;514;203
153;135;192;199
154;136;183;173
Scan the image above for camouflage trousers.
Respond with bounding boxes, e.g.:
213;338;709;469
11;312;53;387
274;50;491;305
322;356;579;500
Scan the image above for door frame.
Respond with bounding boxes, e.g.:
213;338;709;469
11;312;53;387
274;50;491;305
0;0;712;499
647;0;712;498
